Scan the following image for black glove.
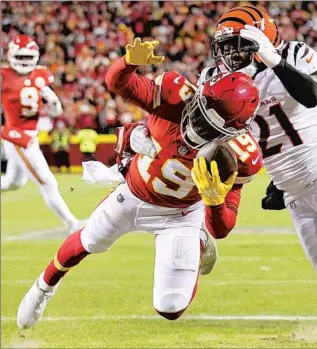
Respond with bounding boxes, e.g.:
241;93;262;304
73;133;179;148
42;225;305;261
262;181;286;210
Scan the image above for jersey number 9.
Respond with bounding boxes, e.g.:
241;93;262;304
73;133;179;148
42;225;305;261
20;87;39;118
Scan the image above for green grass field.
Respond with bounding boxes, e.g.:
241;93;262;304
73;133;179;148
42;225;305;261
2;173;317;348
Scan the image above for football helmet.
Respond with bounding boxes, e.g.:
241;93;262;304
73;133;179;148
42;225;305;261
8;35;40;75
212;6;281;72
181;72;259;148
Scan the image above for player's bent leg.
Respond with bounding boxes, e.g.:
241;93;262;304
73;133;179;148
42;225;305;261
1;142;28;191
17;230;86;329
17;185;136;329
288;203;317;272
199;225;218;275
15;140;79;230
1;162;28;191
153;230;200;320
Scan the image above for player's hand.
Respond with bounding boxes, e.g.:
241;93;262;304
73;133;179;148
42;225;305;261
191;158;238;206
240;25;281;68
261;181;286;210
125;38;165;66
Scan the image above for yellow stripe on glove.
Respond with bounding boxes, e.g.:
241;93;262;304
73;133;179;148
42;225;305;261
125;37;165;66
191;158;238;206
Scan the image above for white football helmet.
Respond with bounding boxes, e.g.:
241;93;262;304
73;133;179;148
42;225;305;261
8;35;39;75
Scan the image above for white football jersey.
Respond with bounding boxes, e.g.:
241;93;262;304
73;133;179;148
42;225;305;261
250;41;317;205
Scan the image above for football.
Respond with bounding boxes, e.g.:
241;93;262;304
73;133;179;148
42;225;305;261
196;140;238;182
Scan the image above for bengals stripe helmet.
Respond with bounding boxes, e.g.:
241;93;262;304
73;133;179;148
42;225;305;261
212;6;282;72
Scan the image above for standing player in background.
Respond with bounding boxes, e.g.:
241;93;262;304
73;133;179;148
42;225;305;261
202;5;317;272
17;38;262;329
1;35;80;233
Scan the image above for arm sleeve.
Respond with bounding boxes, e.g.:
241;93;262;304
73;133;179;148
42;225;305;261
204;185;242;239
105;57;155;114
273;60;317;108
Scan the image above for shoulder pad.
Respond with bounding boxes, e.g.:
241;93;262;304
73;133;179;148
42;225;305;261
284;41;317;75
153;71;195;108
34;66;54;85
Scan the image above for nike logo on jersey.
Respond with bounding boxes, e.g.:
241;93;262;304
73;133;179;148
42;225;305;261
174;76;183;84
251;154;260;166
306;53;314;64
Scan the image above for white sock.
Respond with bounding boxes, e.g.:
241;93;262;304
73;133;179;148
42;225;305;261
37;273;55;292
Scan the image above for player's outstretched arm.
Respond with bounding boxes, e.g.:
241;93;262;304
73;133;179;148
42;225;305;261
191;158;241;239
105;38;165;113
240;26;317;108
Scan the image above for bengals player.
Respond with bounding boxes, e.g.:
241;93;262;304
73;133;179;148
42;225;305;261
17;38;261;329
1;35;79;232
201;5;317;273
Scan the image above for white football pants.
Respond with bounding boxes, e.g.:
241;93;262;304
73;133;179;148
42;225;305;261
80;182;204;314
287;186;317;272
1;139;78;226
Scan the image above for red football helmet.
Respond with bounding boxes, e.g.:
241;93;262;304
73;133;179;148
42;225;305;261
8;35;40;75
181;72;259;148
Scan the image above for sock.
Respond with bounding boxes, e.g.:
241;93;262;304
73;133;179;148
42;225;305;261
42;230;89;287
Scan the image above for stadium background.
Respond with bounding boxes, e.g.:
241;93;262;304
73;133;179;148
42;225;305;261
2;2;317;348
2;0;317;168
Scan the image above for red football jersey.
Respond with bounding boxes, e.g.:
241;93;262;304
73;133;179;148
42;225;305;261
1;65;54;130
106;57;262;209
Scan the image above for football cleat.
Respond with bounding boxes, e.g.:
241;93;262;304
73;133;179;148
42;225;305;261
17;273;60;329
199;226;218;275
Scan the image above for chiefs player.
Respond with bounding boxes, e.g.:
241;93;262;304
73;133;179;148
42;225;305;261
1;35;79;232
17;38;262;328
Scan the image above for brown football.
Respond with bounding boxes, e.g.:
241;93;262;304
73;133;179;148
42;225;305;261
196;140;238;182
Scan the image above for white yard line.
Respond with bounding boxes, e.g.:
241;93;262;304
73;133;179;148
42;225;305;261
2;279;316;286
2;314;317;322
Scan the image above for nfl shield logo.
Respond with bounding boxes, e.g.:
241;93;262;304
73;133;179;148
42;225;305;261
178;145;188;156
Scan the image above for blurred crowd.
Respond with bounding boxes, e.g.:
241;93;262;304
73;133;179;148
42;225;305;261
2;1;317;134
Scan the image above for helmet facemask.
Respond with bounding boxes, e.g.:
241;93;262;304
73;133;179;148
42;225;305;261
181;84;248;149
8;46;39;75
212;35;259;72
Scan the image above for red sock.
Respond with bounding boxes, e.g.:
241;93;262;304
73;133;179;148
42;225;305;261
43;230;89;286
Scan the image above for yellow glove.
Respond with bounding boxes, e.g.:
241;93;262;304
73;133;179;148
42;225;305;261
191;158;238;206
125;37;165;66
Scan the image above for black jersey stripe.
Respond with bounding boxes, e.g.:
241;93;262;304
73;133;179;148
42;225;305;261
300;44;309;59
281;42;290;60
294;42;304;66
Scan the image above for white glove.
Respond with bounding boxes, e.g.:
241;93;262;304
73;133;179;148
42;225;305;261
41;86;63;117
130;125;157;159
240;25;281;69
